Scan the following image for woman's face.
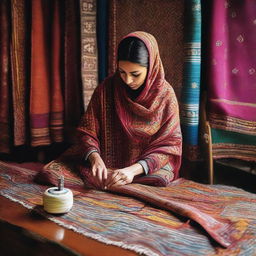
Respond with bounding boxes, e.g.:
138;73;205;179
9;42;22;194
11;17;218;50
118;61;148;90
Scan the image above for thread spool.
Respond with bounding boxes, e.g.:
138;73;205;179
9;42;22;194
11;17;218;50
43;176;73;214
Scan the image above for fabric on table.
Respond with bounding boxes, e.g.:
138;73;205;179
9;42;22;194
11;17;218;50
1;161;255;256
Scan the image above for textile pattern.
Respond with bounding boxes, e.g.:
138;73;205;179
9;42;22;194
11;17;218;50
0;161;256;256
108;0;184;100
180;0;201;160
80;0;98;110
207;0;256;161
30;0;64;147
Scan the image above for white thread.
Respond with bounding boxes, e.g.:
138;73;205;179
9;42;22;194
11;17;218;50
43;187;73;214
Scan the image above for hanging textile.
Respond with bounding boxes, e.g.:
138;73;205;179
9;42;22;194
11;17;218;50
0;0;11;153
80;0;98;110
64;0;84;143
97;0;108;83
49;0;64;143
108;0;185;100
30;0;64;147
180;0;202;160
0;0;83;158
208;0;256;161
11;0;28;147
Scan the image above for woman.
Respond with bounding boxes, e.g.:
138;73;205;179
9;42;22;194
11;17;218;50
43;31;182;189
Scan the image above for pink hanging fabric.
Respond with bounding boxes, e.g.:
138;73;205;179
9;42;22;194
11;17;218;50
208;0;256;135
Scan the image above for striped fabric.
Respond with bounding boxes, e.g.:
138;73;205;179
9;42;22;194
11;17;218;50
181;0;201;160
1;161;256;256
80;0;98;110
30;0;64;147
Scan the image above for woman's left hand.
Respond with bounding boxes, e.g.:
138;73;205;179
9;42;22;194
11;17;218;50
105;163;144;189
105;168;135;188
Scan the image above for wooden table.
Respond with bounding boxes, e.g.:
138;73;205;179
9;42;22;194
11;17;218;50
0;195;137;256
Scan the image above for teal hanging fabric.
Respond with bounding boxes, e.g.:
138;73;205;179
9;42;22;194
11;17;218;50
181;0;201;160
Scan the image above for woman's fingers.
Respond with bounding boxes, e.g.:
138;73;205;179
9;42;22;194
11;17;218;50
106;171;127;188
110;178;126;187
103;167;108;180
105;171;119;188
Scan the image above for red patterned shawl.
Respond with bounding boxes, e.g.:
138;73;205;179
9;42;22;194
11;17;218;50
77;32;182;179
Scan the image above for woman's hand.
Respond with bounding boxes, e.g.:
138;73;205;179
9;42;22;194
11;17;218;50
88;152;108;187
105;163;144;189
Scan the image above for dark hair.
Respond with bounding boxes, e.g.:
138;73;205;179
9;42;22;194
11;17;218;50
117;37;149;67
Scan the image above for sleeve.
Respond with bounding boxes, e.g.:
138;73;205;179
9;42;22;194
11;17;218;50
76;85;102;160
137;160;149;174
139;94;182;178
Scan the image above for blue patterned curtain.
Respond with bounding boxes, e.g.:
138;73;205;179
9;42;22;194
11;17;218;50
181;0;202;160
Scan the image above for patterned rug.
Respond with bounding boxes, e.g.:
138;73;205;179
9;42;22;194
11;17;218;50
0;161;255;256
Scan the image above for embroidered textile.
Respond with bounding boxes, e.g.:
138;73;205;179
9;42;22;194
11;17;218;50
207;0;256;160
80;0;98;110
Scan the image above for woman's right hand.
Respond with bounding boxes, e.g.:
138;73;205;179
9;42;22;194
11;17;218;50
88;152;108;187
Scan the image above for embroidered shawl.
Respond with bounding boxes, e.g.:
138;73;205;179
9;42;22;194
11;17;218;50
76;31;182;180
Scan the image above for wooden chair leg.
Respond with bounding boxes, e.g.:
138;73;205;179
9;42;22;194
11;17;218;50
205;122;214;184
200;91;214;184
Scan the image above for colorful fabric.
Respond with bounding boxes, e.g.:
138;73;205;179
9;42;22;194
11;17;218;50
10;0;28;146
30;0;64;147
180;0;201;160
207;0;256;160
108;0;184;99
72;31;182;181
211;128;256;161
0;0;11;153
42;159;175;188
1;161;256;256
80;0;98;110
